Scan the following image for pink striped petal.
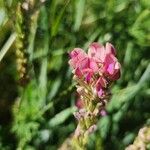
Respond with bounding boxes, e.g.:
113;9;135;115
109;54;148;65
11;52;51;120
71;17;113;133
88;42;105;62
106;42;116;56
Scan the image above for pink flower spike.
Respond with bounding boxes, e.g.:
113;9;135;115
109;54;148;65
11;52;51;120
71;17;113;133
106;42;116;56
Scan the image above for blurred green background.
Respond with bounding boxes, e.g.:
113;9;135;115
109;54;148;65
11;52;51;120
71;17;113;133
0;0;150;150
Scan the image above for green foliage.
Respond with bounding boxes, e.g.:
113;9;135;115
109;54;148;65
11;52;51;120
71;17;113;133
129;9;150;46
0;0;149;150
12;82;42;149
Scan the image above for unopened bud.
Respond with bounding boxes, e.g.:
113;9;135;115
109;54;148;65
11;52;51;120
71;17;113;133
76;86;84;95
87;124;97;134
22;2;29;10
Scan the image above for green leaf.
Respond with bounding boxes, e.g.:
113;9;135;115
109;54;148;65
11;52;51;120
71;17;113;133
0;8;6;26
51;0;70;37
129;9;150;46
73;0;86;31
48;107;76;127
0;32;16;62
98;116;111;139
107;64;150;112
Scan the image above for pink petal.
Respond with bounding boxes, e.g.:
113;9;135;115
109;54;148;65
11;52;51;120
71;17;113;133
111;68;121;80
104;53;117;65
97;77;107;88
79;57;89;69
98;88;103;97
69;48;84;58
89;59;99;72
103;53;121;80
115;62;121;69
85;73;92;83
68;58;78;68
88;42;105;62
88;43;102;57
105;42;116;56
75;68;83;77
107;63;115;75
69;48;87;69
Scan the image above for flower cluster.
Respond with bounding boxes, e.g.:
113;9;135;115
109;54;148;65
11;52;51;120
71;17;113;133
69;42;121;149
69;42;120;99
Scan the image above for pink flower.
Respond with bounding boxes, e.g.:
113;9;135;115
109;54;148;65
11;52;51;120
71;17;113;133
69;42;121;141
74;57;96;81
69;48;87;69
69;42;121;83
88;42;116;62
69;48;99;82
103;54;121;80
88;42;120;80
95;78;105;98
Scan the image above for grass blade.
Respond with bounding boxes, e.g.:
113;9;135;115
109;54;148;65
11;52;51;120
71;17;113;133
0;32;16;62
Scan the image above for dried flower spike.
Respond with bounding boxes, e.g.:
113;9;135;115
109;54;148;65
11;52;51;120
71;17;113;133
15;3;30;86
126;126;150;150
69;42;121;149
